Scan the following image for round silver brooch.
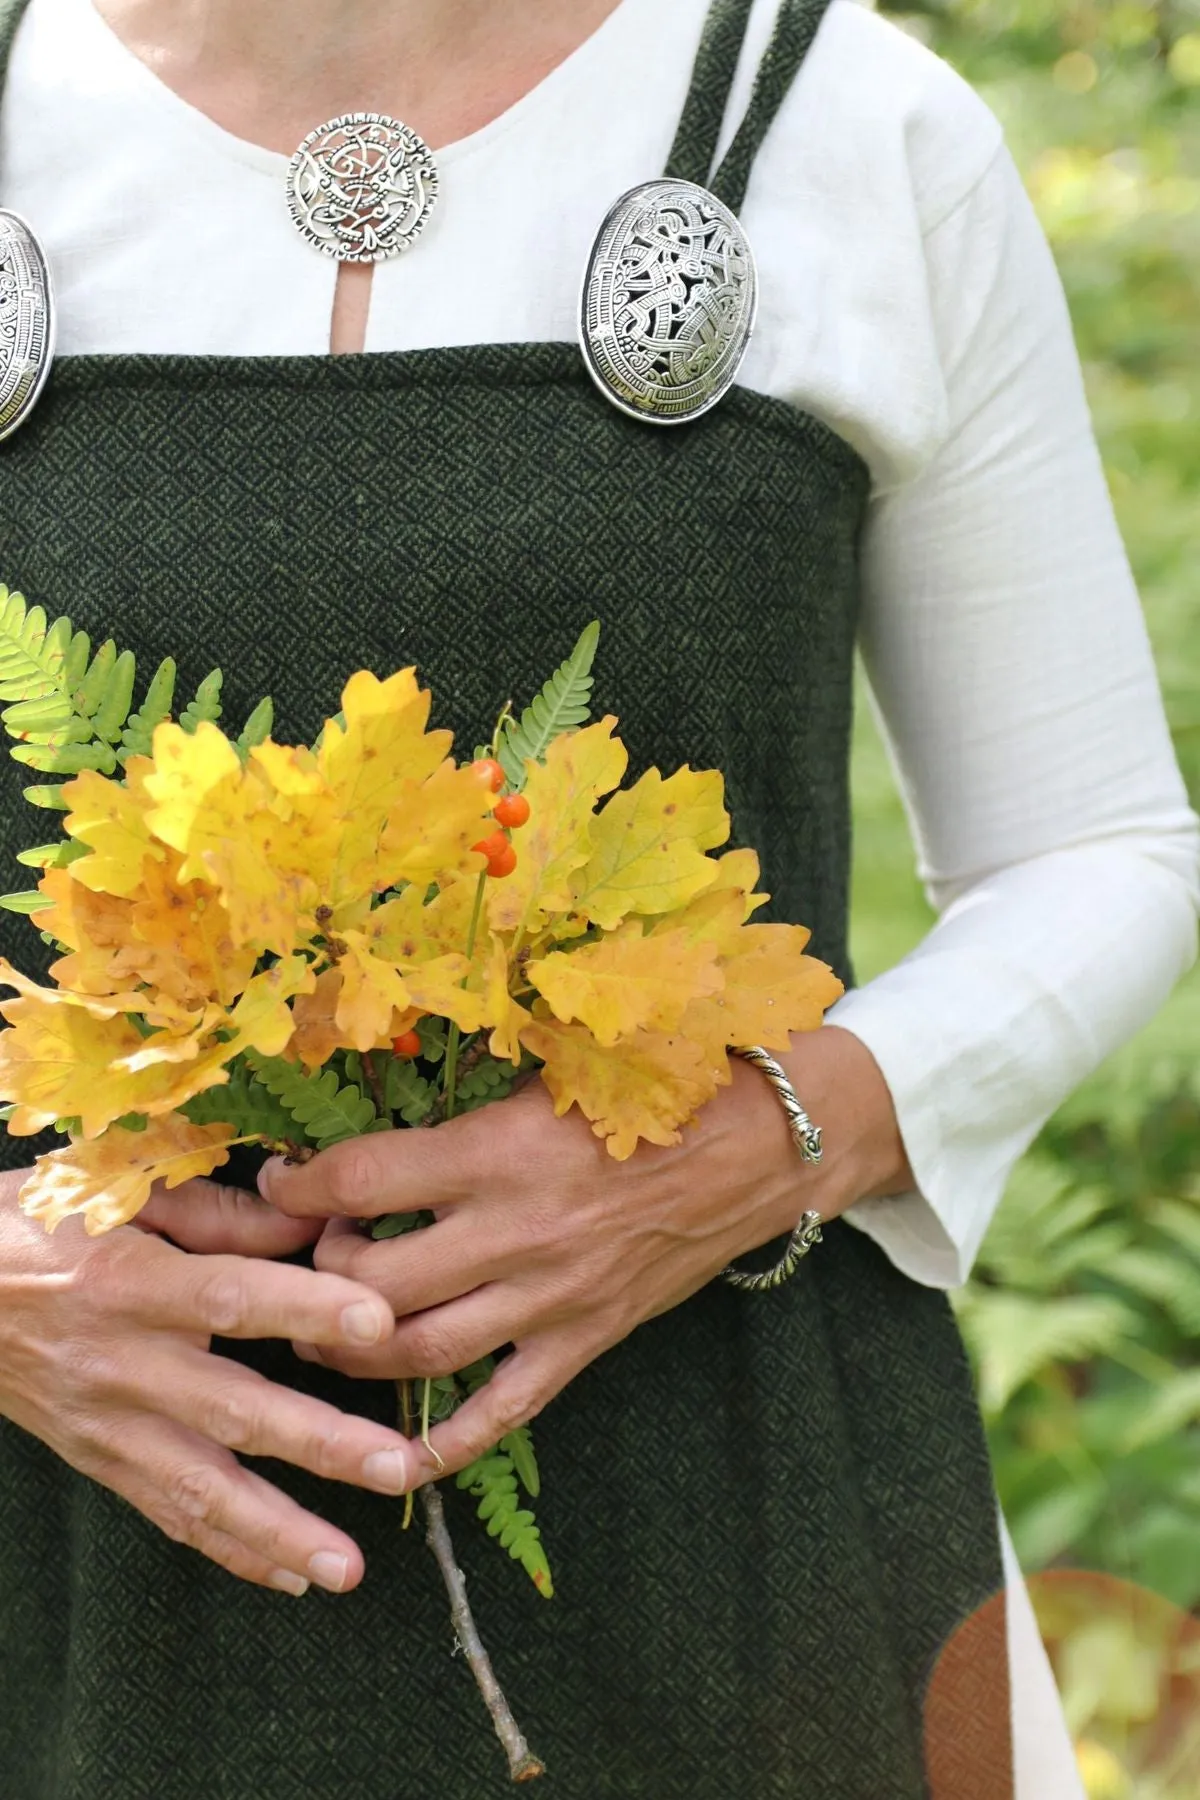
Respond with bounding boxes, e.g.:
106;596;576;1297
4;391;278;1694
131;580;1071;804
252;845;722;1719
0;211;55;443
286;113;440;264
579;178;758;426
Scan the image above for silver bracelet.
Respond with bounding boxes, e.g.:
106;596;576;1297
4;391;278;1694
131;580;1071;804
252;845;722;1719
720;1045;824;1294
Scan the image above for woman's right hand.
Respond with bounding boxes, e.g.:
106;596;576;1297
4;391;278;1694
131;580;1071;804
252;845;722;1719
0;1168;423;1596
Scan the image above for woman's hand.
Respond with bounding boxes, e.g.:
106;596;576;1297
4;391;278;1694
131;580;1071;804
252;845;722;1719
0;1172;428;1596
262;1025;911;1487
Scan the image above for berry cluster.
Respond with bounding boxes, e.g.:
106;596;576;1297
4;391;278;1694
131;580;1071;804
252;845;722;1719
468;756;530;880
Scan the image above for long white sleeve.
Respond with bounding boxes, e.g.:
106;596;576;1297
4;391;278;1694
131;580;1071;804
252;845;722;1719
832;146;1200;1286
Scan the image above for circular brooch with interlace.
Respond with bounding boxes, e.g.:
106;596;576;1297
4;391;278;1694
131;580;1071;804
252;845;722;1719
286;113;440;264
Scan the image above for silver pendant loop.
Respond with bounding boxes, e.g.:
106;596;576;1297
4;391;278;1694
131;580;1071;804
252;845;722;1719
579;179;758;426
286;113;439;264
0;211;55;443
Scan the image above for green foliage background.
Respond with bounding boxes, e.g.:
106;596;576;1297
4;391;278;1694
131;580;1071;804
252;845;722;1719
856;3;1199;1782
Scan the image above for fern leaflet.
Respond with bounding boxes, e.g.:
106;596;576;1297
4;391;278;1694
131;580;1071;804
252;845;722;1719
244;1052;378;1149
498;620;600;790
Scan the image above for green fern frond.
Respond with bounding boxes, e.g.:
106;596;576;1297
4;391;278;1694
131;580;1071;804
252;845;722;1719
455;1051;524;1114
955;1290;1137;1416
179;669;223;734
235;696;274;757
182;1063;296;1144
498;620;600;790
0;889;54;914
383;1055;436;1125
245;1052;377;1149
10;738;117;776
22;784;70;811
456;1449;554;1597
15;841;87;870
119;657;177;761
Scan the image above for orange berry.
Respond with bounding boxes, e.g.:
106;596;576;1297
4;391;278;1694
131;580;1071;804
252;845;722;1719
493;793;530;829
391;1029;422;1058
472;828;509;862
487;843;518;879
471;757;505;793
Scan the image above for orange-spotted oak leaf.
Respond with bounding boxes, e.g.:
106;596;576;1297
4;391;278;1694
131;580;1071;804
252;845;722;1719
19;1114;236;1235
144;722;321;955
683;925;844;1053
528;921;722;1047
488;718;628;934
568;766;729;930
521;1015;721;1160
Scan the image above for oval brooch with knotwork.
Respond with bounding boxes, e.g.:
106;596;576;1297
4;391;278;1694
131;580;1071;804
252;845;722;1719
286;112;439;263
579;178;758;426
0;211;55;443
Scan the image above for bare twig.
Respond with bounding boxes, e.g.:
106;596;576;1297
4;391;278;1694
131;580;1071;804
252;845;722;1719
420;1483;546;1784
362;1050;388;1118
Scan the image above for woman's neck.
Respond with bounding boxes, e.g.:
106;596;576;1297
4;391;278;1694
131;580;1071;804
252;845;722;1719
95;0;625;152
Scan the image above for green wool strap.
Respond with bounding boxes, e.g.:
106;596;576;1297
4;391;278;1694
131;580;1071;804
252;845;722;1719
667;0;836;213
665;0;757;189
0;0;30;89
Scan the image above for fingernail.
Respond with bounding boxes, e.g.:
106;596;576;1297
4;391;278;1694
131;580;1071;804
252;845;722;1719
269;1569;310;1597
341;1302;384;1345
257;1158;283;1201
363;1449;409;1495
308;1551;350;1593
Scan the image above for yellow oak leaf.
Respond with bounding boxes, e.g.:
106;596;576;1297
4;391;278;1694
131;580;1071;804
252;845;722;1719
0;959;139;1020
488;719;628;933
227;957;315;1058
401;954;488;1035
376;760;496;894
528;922;722;1047
335;935;416;1053
19;1114;236;1235
124;854;257;1009
63;759;162;898
482;934;530;1067
683;925;844;1053
319;667;450;808
143;720;242;869
145;723;321;953
317;669;462;903
0;992;227;1138
521;1015;720;1160
36;867;132;961
569;766;729;930
290;967;349;1068
361;877;479;964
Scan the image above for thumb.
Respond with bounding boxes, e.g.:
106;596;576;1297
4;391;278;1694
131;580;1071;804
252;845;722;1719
137;1179;324;1259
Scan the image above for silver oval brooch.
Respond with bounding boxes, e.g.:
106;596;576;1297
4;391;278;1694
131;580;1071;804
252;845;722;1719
0;211;55;443
286;113;439;264
580;178;758;427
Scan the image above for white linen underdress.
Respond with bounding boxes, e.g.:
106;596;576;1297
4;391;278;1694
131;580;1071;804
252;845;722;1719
4;0;1198;1790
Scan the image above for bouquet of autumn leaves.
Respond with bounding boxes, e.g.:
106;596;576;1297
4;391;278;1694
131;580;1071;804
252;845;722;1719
0;604;841;1603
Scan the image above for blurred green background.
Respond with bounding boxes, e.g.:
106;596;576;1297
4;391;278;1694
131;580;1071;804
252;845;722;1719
857;4;1199;1790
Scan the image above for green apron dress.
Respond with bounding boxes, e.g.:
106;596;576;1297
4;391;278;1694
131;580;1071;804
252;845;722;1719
0;1;1016;1792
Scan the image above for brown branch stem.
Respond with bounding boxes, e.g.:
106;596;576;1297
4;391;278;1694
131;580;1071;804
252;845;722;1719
419;1482;546;1784
362;1050;388;1118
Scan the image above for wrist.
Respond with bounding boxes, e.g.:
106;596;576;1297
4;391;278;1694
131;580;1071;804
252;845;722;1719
770;1025;913;1225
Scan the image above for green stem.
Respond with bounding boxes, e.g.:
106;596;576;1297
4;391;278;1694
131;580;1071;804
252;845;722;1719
442;870;489;1122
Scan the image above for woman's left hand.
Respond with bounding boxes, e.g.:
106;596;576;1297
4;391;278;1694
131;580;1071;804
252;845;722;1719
259;1025;910;1489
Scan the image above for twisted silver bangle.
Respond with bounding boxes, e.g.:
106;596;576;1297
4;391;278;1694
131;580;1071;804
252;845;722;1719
721;1045;824;1294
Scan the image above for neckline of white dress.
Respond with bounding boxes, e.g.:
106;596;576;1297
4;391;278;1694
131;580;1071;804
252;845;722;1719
60;0;658;179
